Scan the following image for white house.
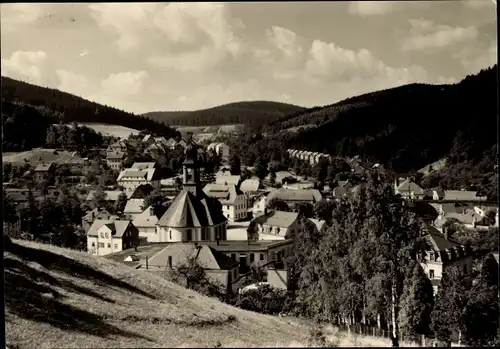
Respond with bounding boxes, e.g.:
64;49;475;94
394;178;425;200
132;205;162;243
249;192;268;218
418;226;473;295
203;183;248;221
117;168;161;192
215;174;241;186
86;220;139;256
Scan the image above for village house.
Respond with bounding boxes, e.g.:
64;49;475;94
418;226;473;295
268;171;297;185
106;151;126;171
160;176;183;199
107;140;128;154
33;163;56;183
81;208;115;233
248;192;269;218
141;134;155;145
141;243;241;293
207;142;230;162
144;143;166;159
266;188;323;209
165;137;177;149
132;205;164;243
86;220;139;256
444;209;486;230
394;178;425;200
203;183;248;221
117;168;161;192
283;181;314;190
155;140;228;243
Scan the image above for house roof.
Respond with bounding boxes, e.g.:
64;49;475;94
107;151;125;160
424;226;462;252
203;239;292;252
215;175;241;186
430;203;458;214
165;138;177;147
396;179;424;195
267;188;323;203
124;199;145;214
130;184;154;199
240;178;260;192
130;161;156;170
86;219;133;238
161;176;182;186
147;243;239;270
274;171;296;183
34;163;54;172
445;210;483;225
117;168;160;182
156;190;227;228
142;134;152;142
253;210;299;228
86;190;132;202
203;183;243;205
433;189;445;198
132;205;160;228
82;208;113;222
443;190;485;201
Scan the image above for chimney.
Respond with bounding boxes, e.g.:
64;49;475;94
149;206;154;216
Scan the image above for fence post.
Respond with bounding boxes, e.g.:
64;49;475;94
373;328;375;337
146;255;149;270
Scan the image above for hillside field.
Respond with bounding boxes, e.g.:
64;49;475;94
5;240;430;348
72;123;140;139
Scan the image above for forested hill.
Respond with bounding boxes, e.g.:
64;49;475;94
1;76;180;139
273;65;497;174
142;101;307;126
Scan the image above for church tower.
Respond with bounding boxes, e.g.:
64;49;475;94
182;135;201;196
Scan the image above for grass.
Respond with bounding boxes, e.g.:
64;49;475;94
75;123;140;139
5;240;451;348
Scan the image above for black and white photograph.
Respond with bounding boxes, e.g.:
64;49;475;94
2;1;498;348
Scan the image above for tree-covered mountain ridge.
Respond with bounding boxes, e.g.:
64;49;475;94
1;76;179;139
142;101;307;127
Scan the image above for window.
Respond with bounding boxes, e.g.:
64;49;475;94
100;232;104;238
114;244;118;249
429;252;435;261
91;242;95;247
260;253;264;261
429;269;435;279
168;256;173;268
98;242;105;248
186;229;192;241
250;253;255;263
201;228;206;241
105;233;109;238
169;230;172;240
107;243;111;248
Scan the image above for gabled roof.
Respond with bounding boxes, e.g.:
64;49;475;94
443;190;485;201
240;178;260;192
396;179;424;195
203;183;243;205
147;243;239;270
309;218;327;232
107;151;125;160
86;219;133;238
267;188;323;203
130;184;154;199
165;138;177;147
253;210;299;228
424;226;462;252
445;210;482;225
117;168;160;182
142;134;152;142
156;190;227;228
82;208;112;222
132;205;160;228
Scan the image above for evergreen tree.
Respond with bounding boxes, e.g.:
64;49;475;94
463;254;499;346
230;155;241;175
431;265;468;345
115;192;128;214
398;263;434;341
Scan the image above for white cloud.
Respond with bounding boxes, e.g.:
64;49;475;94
456;42;497;72
0;4;42;30
1;50;47;84
402;18;479;52
100;71;148;97
463;0;496;9
347;1;397;16
56;69;92;96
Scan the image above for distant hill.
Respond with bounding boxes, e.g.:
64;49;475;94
1;76;180;144
263;65;497;174
142;101;307;127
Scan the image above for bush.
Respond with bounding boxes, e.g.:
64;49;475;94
235;284;288;315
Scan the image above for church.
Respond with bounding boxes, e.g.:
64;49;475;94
155;138;228;242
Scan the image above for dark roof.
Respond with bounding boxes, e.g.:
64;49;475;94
202;239;292;252
107;152;125;160
425;226;462;252
130;184;154;199
156;190;227;228
34;163;54;172
207;246;240;269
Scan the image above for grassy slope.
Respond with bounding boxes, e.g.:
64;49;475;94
5;240;456;348
143;101;307;127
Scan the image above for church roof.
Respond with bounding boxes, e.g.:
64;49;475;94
156;190;227;228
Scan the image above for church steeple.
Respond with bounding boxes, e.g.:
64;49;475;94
182;134;201;196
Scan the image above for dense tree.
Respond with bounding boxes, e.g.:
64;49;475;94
115;192;128;214
463;254;499;346
313;200;334;223
254;157;268;180
230;155;241;175
266;198;290;212
398;263;434;341
431;265;468;345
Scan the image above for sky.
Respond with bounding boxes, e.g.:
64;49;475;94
1;1;497;114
